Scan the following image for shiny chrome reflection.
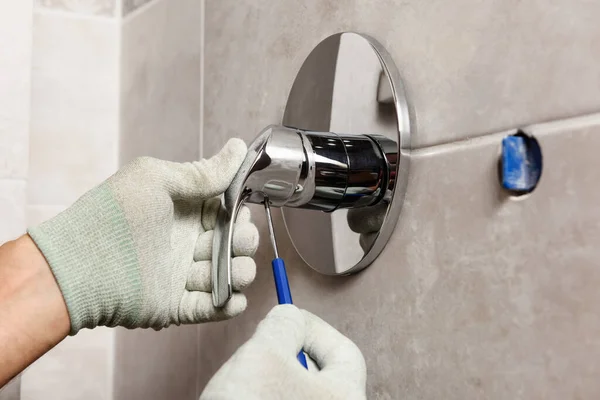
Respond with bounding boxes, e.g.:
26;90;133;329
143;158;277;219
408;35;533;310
212;32;412;307
282;32;412;277
212;125;395;307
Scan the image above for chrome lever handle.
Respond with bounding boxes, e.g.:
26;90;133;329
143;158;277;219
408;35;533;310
211;195;247;308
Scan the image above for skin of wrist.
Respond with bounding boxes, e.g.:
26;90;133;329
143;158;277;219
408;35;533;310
0;235;70;386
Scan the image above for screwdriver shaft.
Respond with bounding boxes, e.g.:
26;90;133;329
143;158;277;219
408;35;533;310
263;199;309;369
264;200;279;259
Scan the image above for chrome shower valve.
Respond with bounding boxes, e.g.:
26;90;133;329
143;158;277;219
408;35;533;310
212;32;412;307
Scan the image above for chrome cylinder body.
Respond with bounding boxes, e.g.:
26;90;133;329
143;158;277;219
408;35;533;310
242;125;394;212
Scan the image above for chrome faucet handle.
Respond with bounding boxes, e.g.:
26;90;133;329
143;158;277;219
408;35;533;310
211;127;269;307
211;125;307;307
211;195;247;308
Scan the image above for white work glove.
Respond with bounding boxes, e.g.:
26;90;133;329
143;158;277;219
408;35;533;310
201;305;367;400
28;139;258;334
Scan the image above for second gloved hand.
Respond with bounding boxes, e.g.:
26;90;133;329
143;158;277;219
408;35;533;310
28;139;258;334
201;305;367;400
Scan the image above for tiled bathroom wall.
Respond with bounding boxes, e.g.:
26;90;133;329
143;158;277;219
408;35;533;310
3;0;600;399
196;1;600;399
23;6;119;398
0;0;201;399
0;0;31;242
0;0;33;398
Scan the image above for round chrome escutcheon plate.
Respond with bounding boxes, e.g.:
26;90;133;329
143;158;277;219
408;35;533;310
282;32;413;275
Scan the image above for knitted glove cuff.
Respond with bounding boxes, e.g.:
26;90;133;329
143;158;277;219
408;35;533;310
28;184;143;334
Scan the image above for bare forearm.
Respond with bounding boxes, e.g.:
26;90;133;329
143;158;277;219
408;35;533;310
0;235;69;386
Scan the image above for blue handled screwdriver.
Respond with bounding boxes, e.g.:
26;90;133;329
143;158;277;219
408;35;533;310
263;200;309;369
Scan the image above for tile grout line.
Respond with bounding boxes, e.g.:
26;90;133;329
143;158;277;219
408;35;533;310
0;178;27;183
412;130;514;157
112;0;123;397
33;0;163;23
32;7;116;23
196;2;206;396
22;0;34;228
413;111;600;156
115;0;124;169
111;0;123;394
194;0;206;399
115;0;123;19
199;0;205;160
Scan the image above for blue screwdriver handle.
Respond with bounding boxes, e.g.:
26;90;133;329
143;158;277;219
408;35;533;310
271;257;309;369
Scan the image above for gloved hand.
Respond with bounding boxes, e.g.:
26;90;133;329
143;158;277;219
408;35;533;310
28;139;258;334
201;305;367;400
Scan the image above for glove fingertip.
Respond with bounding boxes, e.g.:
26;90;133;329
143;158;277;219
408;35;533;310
217;138;247;178
222;294;248;318
194;139;248;198
231;256;257;291
224;138;248;157
253;305;305;355
232;222;259;257
267;303;301;319
236;206;252;223
300;309;367;382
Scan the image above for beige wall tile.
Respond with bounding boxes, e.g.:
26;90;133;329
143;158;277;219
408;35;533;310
0;180;26;244
203;0;600;151
28;11;119;206
24;13;119;397
26;205;67;227
119;0;201;165
197;114;600;398
34;0;116;17
21;328;114;400
113;327;198;400
0;0;32;180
